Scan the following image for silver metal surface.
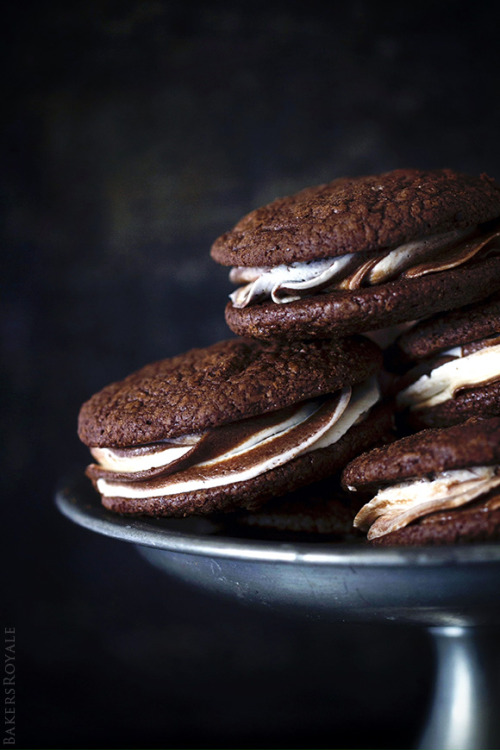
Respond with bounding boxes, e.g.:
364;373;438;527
419;626;500;750
56;473;500;626
56;473;500;749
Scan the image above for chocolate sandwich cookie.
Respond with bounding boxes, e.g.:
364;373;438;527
391;294;500;429
221;478;364;541
78;336;392;517
341;418;500;546
211;169;500;340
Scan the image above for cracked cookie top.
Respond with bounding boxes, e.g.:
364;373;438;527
78;336;381;448
342;417;500;491
394;292;500;361
211;169;500;266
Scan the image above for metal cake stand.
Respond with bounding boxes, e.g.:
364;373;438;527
56;474;500;750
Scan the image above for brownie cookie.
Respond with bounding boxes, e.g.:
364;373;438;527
78;336;393;517
78;336;379;447
390;294;500;429
395;293;500;362
211;169;500;340
220;478;364;540
341;417;500;545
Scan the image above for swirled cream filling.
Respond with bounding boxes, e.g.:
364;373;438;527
396;343;500;411
94;377;379;500
353;466;500;540
91;435;201;474
229;226;500;308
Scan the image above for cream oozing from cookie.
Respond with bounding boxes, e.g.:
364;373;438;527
91;435;201;474
94;377;379;500
353;466;500;540
229;226;500;308
396;342;500;411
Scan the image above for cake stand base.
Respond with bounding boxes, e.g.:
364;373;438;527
56;475;500;750
419;626;500;750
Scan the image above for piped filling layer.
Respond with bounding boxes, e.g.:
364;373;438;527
353;466;500;540
396;340;500;412
229;225;500;308
91;377;380;500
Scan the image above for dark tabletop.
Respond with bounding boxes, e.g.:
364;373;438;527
4;1;500;747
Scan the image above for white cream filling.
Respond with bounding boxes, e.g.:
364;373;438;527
200;394;348;464
228;226;496;308
367;228;472;284
396;344;500;411
354;466;500;540
229;257;356;307
309;376;379;450
91;439;201;474
97;378;380;499
93;397;341;476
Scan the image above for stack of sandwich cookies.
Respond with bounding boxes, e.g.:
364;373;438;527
78;337;392;517
78;166;500;543
392;293;500;430
342;418;500;546
211;169;500;341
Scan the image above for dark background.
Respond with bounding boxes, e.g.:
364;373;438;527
4;1;500;747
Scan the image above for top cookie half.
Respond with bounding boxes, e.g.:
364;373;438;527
78;336;380;448
211;168;500;340
212;169;500;265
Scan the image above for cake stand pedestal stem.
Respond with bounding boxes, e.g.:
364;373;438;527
418;625;500;750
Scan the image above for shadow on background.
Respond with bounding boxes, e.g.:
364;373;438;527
4;1;500;747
